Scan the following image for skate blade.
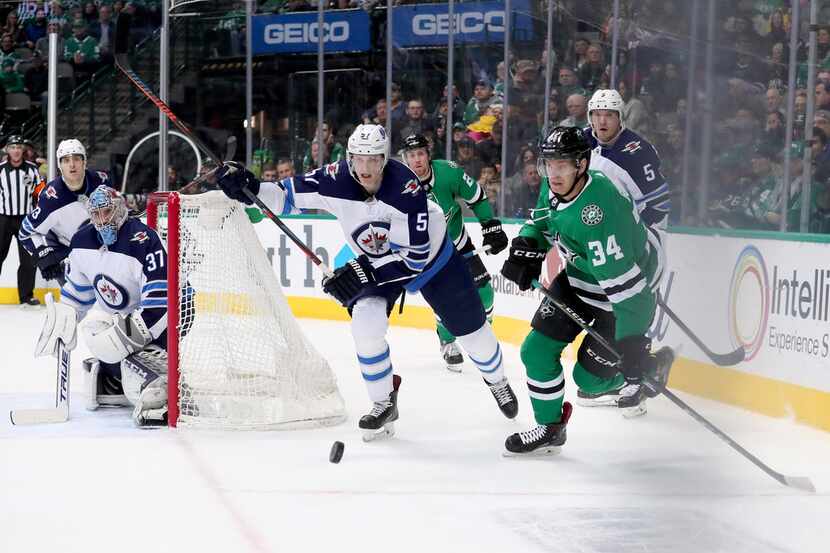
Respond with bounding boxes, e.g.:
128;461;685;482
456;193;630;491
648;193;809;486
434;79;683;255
621;402;647;418
361;422;395;442
575;396;619;408
502;445;563;458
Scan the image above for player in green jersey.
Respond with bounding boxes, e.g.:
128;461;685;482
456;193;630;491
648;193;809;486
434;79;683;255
500;127;674;455
401;134;508;372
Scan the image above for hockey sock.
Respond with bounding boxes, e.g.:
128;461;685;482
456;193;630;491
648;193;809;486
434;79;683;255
572;363;625;395
457;323;504;383
520;330;567;425
351;297;395;402
435;283;495;344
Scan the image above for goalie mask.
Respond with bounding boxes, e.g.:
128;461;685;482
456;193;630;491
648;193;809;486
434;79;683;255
87;185;128;246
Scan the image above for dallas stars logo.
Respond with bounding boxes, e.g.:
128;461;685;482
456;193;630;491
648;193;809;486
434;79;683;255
580;204;604;226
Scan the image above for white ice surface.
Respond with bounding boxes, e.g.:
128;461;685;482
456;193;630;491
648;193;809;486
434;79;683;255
1;305;828;553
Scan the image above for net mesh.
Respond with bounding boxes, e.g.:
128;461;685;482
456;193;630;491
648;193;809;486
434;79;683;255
154;191;346;430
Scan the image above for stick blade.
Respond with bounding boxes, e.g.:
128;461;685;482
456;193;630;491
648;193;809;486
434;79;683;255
10;408;69;425
709;346;746;367
782;475;816;493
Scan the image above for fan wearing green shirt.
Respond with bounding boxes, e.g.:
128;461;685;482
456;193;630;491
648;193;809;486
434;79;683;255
401;134;508;372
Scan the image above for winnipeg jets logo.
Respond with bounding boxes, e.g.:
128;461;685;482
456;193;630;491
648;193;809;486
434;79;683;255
97;171;109;183
324;162;339;178
130;231;149;244
401;179;421;197
352;222;391;258
621;141;642;154
45;186;58;199
93;274;129;310
581;204;604;226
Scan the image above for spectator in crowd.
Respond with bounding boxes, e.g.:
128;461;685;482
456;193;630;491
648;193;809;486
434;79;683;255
761;109;786;154
0;58;24;93
24;50;47;101
301;121;345;172
260;163;277;182
36;22;64;60
276;158;295;180
763;42;788;85
816;81;830;112
815;110;830;140
455;136;481;182
388;82;405;122
577;43;605;93
48;1;68;30
393;98;433;152
476;120;502;169
555;66;585;107
65;20;100;80
0;33;19;68
477;164;497;189
362;97;387;126
2;12;23;45
764;9;788;49
463;77;499;125
501;161;541;219
766;86;784;115
658;62;686;114
818;26;830;66
812;127;830;184
82;2;98;26
89;4;115;63
167;166;185;189
434;83;464;125
818;70;830;85
618;79;650;138
565;37;590;70
558;93;588;128
733;38;764;84
638;61;665;106
22;8;47;50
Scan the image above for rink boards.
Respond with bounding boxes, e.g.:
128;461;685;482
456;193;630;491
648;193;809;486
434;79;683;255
2;216;828;432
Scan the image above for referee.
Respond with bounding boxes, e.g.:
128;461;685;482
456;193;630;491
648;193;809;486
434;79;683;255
0;135;44;307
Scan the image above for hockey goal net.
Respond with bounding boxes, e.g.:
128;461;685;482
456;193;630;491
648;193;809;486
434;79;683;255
147;191;346;429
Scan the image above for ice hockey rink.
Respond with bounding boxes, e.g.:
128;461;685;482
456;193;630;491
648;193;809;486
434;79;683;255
1;306;828;553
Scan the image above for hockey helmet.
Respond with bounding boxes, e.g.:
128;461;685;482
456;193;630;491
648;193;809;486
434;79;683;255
402;133;430;154
588;89;624;128
347;124;389;182
87;185;128;246
5;135;25;148
537;126;591;190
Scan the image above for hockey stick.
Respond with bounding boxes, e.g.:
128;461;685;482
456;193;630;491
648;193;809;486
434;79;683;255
530;279;815;492
656;296;746;366
114;14;333;276
10;338;71;425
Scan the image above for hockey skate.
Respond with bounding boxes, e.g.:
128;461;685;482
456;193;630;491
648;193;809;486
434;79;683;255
359;374;401;442
504;402;573;456
440;339;464;373
486;377;519;419
643;346;675;397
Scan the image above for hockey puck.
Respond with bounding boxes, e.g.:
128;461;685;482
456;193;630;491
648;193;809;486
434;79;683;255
329;441;345;464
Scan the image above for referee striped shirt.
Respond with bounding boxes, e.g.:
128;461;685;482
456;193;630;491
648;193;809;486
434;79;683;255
0;159;42;216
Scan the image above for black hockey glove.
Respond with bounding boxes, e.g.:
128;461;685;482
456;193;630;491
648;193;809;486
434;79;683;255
35;246;68;284
481;219;508;255
322;256;376;307
616;335;653;384
217;161;260;205
500;236;546;291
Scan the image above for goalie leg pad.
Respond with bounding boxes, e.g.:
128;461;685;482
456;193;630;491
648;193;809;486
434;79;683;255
83;358;130;410
121;347;168;425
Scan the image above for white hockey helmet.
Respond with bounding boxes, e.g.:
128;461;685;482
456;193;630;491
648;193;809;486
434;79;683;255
588;89;625;129
56;138;87;162
347;124;389;171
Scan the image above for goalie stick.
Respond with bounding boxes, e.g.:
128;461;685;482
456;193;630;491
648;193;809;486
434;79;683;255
530;279;815;493
10;339;71;425
655;296;746;367
114;13;333;277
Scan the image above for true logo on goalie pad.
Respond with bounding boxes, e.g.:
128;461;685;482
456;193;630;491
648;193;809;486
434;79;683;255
352;222;391;258
93;274;129;310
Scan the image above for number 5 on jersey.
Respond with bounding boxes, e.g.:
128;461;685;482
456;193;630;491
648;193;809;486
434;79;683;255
588;234;624;266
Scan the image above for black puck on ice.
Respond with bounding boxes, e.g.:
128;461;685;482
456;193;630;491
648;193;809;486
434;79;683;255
329;441;345;464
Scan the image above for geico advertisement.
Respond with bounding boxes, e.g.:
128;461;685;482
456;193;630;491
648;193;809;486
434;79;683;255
252;9;370;54
252;217;547;321
654;232;830;392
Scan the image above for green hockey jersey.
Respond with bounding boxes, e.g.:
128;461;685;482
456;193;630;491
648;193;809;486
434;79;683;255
422;159;494;249
519;170;660;339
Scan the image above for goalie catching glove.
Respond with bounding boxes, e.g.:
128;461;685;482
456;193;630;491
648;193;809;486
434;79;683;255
80;311;153;364
35;293;78;357
323;256;376;307
216;161;260;205
480;219;508;255
500;236;547;291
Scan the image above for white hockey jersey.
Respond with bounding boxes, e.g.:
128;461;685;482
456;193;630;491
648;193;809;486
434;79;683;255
259;158;450;291
61;218;167;339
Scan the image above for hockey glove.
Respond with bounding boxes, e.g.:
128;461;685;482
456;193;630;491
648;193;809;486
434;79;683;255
481;219;508;255
35;293;78;357
35;245;68;283
616;335;653;384
217;161;260;205
500;236;546;291
322;256;376;307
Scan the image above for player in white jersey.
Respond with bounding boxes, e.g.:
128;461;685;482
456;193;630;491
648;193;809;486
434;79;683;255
35;185;169;426
18;139;111;284
217;124;518;440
